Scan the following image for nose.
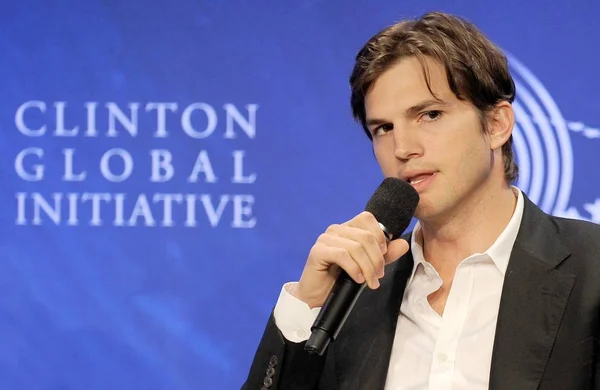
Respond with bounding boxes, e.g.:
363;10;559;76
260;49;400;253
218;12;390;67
393;126;423;161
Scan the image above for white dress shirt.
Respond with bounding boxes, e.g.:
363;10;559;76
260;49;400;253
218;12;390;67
273;188;524;389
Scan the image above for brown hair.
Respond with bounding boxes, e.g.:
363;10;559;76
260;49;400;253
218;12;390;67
350;11;518;183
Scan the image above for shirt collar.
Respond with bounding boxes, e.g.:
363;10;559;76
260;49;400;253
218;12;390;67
407;186;525;286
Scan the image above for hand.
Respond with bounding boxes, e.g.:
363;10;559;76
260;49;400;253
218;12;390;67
293;211;410;309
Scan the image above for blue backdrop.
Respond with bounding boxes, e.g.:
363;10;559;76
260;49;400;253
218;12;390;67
1;1;599;389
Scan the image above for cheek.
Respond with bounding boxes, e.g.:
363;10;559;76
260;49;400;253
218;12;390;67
373;142;397;175
450;139;492;180
430;129;488;176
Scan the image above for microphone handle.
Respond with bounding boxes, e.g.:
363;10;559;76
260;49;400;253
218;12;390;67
304;271;367;356
304;222;392;356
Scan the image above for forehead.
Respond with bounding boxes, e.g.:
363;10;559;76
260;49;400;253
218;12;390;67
364;56;455;117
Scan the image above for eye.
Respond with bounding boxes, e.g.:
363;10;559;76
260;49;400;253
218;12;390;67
372;123;394;136
420;110;443;122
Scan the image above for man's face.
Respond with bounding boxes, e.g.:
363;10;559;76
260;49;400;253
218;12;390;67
364;56;501;222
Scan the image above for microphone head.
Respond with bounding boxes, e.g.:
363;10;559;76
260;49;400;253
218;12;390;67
365;177;420;240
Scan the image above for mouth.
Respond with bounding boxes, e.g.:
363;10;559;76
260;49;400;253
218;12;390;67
405;172;435;183
404;172;437;191
407;176;430;185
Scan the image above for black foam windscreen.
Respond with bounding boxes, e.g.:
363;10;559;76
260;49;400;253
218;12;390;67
365;177;420;239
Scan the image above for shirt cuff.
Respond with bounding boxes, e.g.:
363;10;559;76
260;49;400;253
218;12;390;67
273;282;322;343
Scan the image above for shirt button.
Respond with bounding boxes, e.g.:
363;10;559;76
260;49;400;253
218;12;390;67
438;353;448;362
297;329;307;338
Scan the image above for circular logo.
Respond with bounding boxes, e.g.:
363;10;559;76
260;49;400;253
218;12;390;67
507;53;574;216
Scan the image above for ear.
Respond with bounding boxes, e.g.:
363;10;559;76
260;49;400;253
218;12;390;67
487;101;514;150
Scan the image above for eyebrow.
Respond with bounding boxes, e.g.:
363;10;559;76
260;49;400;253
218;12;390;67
365;98;448;128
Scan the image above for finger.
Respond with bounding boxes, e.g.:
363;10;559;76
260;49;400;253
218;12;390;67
384;238;410;264
328;222;386;278
332;224;387;279
311;241;365;284
344;211;388;254
320;233;380;289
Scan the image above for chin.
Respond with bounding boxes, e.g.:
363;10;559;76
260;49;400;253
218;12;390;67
413;200;437;221
413;196;454;224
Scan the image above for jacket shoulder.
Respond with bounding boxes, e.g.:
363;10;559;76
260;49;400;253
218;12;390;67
550;216;600;250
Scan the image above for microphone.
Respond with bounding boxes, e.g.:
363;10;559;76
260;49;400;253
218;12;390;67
304;177;419;356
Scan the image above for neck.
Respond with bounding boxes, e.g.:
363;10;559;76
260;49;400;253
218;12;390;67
418;178;518;272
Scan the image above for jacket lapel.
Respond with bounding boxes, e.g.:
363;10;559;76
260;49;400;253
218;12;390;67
489;195;576;389
334;239;414;390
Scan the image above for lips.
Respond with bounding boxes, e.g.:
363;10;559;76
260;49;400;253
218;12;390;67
401;171;437;192
403;171;436;183
407;174;434;184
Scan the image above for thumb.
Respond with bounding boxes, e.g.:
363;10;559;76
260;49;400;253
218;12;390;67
383;238;410;264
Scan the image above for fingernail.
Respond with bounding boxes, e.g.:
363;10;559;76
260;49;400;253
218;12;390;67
357;272;365;284
373;277;380;289
379;243;387;254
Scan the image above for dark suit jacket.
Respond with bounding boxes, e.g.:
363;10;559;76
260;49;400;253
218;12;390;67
242;194;600;389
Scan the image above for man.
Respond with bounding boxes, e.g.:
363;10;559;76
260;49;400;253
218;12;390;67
243;11;600;390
